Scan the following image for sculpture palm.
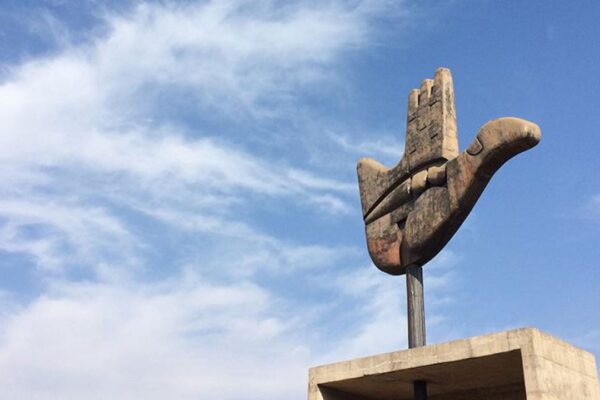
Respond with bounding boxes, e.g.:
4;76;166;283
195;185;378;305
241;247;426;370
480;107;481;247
357;68;541;275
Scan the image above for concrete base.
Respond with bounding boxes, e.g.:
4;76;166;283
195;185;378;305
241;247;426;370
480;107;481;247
309;328;600;400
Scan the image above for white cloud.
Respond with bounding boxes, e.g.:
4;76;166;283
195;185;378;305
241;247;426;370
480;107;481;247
310;249;460;363
0;275;311;400
0;199;136;272
0;0;364;208
0;0;372;271
329;130;405;164
0;250;458;400
0;1;443;399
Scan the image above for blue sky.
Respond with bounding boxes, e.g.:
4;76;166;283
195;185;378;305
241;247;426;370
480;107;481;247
0;0;599;398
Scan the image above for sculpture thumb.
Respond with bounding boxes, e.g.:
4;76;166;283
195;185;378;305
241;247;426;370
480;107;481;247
468;117;541;178
447;117;541;213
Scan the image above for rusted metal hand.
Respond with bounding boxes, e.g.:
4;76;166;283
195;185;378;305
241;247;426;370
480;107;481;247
357;68;541;275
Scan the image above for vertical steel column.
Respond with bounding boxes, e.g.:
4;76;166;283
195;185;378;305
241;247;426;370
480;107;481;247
406;264;427;400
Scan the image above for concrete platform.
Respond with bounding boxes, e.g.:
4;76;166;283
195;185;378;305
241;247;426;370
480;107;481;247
309;328;600;400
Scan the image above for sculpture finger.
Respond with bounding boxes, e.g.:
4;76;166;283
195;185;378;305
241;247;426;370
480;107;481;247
405;69;458;173
418;79;434;107
407;89;419;121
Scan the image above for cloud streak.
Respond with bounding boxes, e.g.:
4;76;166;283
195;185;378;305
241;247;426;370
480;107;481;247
0;1;453;399
0;0;370;272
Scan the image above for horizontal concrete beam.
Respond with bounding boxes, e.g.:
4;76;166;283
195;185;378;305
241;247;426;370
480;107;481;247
308;328;600;400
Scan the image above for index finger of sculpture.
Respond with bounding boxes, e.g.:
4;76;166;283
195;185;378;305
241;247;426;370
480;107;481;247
407;89;419;118
405;68;458;173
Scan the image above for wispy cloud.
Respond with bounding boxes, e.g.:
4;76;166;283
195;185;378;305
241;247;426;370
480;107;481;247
0;199;136;272
0;0;371;271
0;275;311;399
0;1;444;399
327;249;459;359
329;130;405;163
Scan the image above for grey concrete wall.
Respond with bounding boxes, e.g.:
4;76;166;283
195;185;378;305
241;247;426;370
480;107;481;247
308;328;600;400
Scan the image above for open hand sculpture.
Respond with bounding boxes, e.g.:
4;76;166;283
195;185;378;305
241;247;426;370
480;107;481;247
357;68;541;275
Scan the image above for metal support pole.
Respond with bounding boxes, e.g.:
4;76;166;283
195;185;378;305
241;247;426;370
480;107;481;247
406;264;427;400
406;264;425;347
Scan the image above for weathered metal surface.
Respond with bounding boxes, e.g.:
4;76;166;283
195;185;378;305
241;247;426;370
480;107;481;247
357;68;541;275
